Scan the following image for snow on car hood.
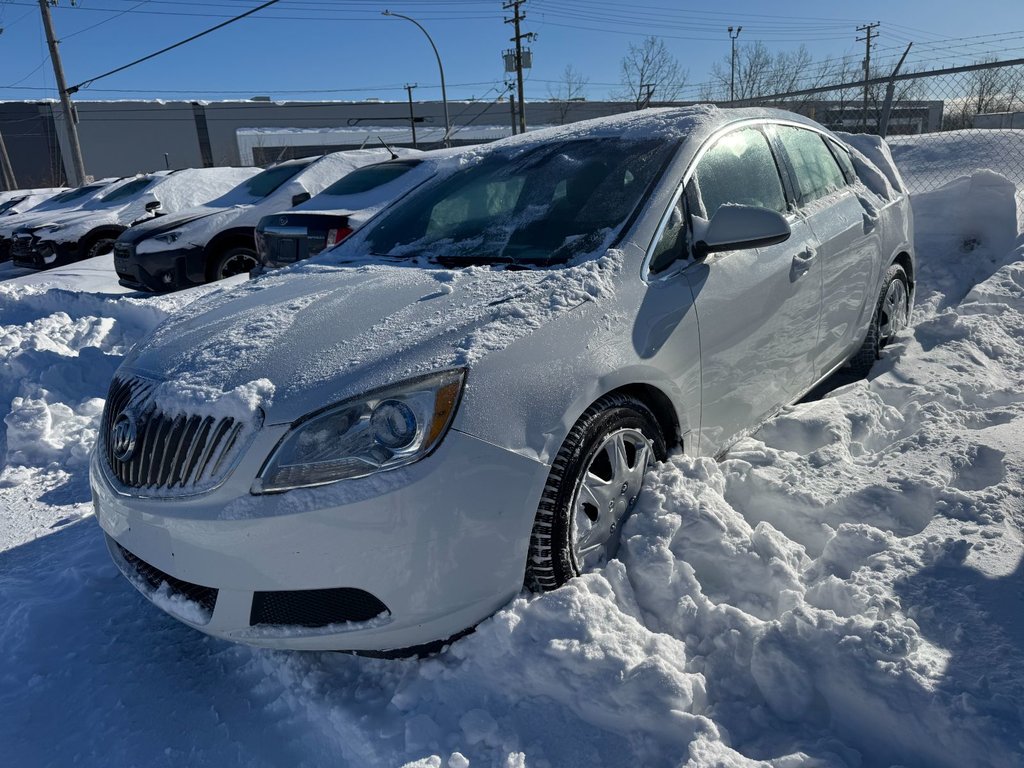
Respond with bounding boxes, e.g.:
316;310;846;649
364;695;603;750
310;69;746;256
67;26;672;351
123;251;622;424
26;208;127;242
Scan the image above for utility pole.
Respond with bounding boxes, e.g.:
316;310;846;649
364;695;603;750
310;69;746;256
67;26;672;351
0;129;16;191
38;0;87;185
508;84;518;135
728;26;742;102
503;0;535;134
857;22;880;131
404;83;418;148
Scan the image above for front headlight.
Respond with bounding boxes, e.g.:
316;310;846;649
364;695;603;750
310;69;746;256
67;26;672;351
153;230;183;243
253;369;466;493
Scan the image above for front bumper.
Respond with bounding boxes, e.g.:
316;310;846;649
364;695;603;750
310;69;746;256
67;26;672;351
115;241;205;292
91;427;549;652
11;236;76;269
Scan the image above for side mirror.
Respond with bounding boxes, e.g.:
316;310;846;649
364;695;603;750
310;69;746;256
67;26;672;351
144;200;161;213
291;192;311;207
693;205;791;260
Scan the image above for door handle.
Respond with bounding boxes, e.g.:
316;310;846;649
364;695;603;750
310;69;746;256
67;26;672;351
791;247;816;279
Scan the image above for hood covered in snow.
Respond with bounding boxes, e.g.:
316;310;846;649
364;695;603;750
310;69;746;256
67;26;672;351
123;254;620;424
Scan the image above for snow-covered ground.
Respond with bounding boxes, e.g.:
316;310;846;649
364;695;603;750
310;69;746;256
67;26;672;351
1;137;1023;767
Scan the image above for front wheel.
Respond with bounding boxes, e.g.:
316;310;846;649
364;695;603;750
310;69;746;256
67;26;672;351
210;246;259;282
526;393;667;592
86;237;116;260
849;264;910;376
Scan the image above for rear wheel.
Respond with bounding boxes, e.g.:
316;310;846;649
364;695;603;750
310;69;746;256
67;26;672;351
526;393;667;592
849;264;910;375
210;246;258;281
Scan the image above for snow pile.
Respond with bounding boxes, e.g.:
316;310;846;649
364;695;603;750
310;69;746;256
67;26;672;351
0;281;211;492
889;129;1024;213
1;135;1023;767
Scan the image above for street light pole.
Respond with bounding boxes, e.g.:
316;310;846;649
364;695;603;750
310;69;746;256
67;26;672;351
382;10;451;147
728;25;742;103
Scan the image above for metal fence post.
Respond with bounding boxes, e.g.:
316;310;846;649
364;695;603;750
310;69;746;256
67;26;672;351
879;44;914;138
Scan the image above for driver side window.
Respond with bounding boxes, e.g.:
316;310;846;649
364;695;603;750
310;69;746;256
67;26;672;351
691;128;788;218
649;127;787;274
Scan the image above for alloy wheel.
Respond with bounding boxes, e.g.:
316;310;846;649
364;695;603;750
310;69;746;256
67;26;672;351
570;427;652;571
879;278;909;342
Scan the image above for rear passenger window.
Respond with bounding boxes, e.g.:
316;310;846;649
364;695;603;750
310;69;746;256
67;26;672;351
690;128;787;219
827;139;857;184
776;127;848;204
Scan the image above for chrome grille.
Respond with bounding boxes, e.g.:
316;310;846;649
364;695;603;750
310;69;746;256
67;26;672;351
101;375;251;494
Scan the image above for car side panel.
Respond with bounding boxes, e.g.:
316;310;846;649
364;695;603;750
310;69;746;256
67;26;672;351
803;190;881;373
683;215;822;455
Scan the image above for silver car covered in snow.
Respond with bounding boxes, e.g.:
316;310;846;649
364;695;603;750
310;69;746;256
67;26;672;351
91;106;914;653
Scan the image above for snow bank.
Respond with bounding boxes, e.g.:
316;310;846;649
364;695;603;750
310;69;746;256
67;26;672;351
889;130;1024;217
0;279;215;492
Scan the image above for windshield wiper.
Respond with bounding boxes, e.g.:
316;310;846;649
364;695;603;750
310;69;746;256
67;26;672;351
429;254;536;270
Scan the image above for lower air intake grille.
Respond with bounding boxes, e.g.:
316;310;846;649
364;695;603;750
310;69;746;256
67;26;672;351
250;588;389;628
114;539;219;615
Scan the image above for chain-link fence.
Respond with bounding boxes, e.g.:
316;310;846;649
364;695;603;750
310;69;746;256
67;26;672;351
730;59;1024;207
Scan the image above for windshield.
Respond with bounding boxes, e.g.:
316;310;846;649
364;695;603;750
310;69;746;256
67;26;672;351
47;184;105;206
91;177;153;206
364;138;676;266
320;160;420;197
0;197;25;214
239;161;311;198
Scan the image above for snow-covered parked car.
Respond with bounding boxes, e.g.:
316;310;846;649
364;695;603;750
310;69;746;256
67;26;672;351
10;167;258;270
114;148;417;291
254;147;465;270
0;187;66;217
91;106;915;654
0;181;115;261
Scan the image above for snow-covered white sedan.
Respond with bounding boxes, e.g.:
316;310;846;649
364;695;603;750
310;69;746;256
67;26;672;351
114;148;415;291
91;106;914;654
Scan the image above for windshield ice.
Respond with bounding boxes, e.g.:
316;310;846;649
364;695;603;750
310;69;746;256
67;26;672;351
363;138;677;266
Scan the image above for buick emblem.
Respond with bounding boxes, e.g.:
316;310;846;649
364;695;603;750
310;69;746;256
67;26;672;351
111;413;138;462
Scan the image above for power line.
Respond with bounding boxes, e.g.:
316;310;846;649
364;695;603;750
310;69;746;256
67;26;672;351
68;0;284;93
63;0;151;40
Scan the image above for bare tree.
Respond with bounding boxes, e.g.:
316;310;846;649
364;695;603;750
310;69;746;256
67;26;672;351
617;36;688;108
708;42;815;101
944;59;1023;129
547;64;590;124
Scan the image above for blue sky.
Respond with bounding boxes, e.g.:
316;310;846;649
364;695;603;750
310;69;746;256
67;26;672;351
0;0;1021;104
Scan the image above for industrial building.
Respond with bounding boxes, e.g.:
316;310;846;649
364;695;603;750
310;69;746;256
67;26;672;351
0;97;944;188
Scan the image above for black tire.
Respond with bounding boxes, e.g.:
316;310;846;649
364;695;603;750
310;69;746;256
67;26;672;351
526;393;667;592
86;236;116;260
848;264;910;376
209;245;259;282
